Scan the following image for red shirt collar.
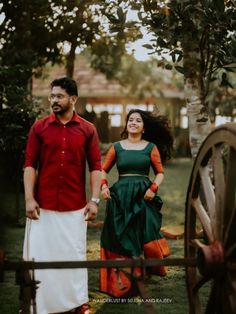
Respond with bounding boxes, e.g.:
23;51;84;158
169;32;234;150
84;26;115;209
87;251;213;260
48;112;81;124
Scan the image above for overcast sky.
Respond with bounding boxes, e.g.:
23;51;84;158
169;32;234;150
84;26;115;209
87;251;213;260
126;9;152;61
126;34;153;61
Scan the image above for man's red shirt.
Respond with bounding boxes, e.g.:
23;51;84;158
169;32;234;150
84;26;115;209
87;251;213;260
24;113;101;211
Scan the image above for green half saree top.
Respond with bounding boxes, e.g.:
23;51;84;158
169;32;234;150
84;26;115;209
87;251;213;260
100;142;170;298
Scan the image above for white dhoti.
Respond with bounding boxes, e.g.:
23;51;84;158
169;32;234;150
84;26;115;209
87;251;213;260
23;208;88;314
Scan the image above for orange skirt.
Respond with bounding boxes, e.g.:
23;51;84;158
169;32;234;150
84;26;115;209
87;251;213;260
100;238;170;298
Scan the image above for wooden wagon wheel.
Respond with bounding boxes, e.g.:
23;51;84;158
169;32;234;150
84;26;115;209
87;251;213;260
185;123;236;314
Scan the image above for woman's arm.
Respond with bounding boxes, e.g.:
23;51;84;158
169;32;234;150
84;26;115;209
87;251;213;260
144;172;164;201
144;145;164;201
101;170;111;200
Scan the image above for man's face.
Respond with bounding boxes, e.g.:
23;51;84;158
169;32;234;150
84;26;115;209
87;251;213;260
49;86;75;115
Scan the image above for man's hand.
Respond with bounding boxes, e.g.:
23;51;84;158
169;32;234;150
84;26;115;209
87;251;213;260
84;201;98;221
25;198;40;220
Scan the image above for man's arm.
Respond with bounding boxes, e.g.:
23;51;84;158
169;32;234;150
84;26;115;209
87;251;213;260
24;167;40;220
84;170;102;221
90;169;101;199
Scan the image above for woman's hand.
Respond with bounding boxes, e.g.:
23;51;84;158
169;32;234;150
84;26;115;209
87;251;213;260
101;186;111;200
144;188;155;201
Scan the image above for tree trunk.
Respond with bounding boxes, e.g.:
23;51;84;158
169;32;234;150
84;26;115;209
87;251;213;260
14;152;24;223
184;77;211;158
66;41;77;78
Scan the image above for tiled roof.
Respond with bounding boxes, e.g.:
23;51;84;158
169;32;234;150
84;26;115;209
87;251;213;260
33;55;184;100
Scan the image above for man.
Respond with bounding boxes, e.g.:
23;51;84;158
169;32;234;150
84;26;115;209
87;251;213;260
23;77;101;314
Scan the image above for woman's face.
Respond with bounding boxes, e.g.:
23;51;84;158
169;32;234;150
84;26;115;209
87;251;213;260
126;112;144;135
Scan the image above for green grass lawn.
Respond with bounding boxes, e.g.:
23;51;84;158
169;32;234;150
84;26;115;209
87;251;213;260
0;158;193;314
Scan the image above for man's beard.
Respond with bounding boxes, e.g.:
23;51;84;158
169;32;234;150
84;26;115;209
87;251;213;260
51;103;68;115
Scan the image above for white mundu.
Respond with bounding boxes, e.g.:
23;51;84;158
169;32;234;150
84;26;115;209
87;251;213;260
23;208;88;314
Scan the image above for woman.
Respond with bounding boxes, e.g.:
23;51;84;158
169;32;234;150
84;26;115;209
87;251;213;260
99;109;173;298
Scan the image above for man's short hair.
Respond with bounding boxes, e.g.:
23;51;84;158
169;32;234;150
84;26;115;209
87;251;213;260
51;77;78;96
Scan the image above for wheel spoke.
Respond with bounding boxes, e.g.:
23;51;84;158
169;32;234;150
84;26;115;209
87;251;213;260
191;239;206;249
226;238;236;258
223;147;236;247
205;280;219;314
192;198;214;243
222;271;236;314
192;275;211;293
185;125;236;314
199;166;215;223
212;144;225;241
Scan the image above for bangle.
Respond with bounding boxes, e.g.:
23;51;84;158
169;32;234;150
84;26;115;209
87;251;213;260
100;178;108;191
149;182;159;193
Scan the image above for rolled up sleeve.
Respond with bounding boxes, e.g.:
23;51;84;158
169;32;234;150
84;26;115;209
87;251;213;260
86;127;102;171
24;124;41;169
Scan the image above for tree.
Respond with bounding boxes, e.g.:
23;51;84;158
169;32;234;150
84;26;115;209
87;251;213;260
108;53;183;100
129;0;236;157
208;72;236;122
0;0;63;219
88;1;142;79
47;0;110;77
0;0;140;219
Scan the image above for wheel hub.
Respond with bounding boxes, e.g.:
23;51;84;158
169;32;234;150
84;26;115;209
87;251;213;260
197;240;225;278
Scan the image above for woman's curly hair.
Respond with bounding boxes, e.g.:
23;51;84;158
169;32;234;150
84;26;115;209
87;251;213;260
121;109;174;163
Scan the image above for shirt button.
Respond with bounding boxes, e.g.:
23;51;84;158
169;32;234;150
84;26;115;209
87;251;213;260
62;151;65;154
63;138;66;141
61;163;63;166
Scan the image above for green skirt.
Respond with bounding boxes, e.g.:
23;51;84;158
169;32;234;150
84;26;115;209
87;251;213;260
101;176;164;257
